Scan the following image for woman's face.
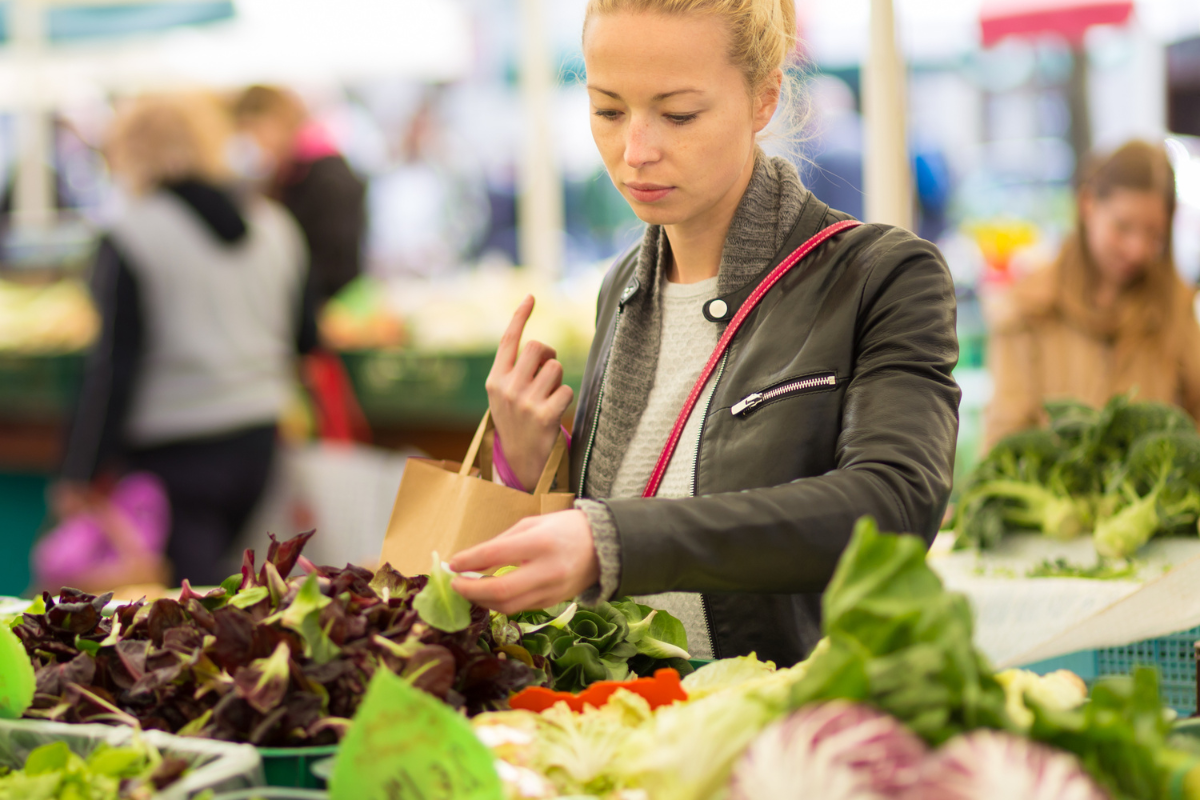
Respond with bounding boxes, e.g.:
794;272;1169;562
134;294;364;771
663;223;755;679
1080;187;1170;289
583;11;779;229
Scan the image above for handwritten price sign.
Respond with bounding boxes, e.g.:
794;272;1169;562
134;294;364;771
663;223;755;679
330;669;503;800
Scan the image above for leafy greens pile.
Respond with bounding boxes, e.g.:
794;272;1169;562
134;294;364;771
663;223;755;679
949;394;1200;558
0;739;188;800
795;516;1200;800
476;517;1200;800
499;598;692;692
11;532;541;745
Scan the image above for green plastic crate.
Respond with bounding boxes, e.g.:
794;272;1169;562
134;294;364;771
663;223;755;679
0;352;84;420
1022;625;1200;718
257;746;338;789
338;350;583;429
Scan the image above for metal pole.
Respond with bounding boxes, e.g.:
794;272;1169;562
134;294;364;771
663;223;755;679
516;0;564;280
863;0;913;230
12;0;54;230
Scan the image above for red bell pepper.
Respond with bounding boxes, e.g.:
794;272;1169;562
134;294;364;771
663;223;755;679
509;668;688;713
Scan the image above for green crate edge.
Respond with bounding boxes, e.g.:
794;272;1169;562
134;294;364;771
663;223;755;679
257;745;339;789
1020;625;1200;718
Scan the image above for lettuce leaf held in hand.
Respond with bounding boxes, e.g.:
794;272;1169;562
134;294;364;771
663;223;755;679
412;553;473;634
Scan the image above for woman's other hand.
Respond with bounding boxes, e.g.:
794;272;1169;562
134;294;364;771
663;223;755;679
449;510;599;615
486;295;574;490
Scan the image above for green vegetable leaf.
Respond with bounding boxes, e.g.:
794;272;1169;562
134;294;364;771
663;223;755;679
551;643;608;692
227;586;269;609
85;745;145;778
73;636;100;657
412;553;472;634
24;742;71;776
269;573;340;664
517;603;577;635
634;609;689;660
220;573;242;596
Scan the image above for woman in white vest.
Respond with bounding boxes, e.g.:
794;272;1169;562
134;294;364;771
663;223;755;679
56;93;316;586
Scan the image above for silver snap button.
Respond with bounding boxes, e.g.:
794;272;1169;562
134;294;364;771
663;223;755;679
709;299;728;319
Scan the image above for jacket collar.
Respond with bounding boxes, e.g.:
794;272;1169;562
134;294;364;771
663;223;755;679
619;151;822;320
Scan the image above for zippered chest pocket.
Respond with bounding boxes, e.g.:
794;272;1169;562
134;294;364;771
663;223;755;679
730;371;838;417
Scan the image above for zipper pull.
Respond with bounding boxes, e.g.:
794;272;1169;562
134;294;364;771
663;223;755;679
731;393;764;417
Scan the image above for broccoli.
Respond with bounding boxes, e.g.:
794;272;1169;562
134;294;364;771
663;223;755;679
1093;431;1200;558
960;479;1090;541
954;394;1200;555
1087;394;1196;467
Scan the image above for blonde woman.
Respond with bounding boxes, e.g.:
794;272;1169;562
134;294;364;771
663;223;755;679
986;140;1200;447
57;94;316;586
450;0;959;665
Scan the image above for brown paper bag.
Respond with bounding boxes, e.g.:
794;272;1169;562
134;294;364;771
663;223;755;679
380;410;575;576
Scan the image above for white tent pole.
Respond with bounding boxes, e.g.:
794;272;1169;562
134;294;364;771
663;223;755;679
863;0;912;230
517;0;563;279
12;0;55;229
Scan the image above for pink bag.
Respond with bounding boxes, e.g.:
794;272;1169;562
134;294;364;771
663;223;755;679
33;472;171;592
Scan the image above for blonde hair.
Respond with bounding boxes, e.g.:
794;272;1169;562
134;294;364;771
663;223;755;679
106;93;232;195
583;0;803;143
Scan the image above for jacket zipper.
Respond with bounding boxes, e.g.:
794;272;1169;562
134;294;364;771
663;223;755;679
577;308;623;497
730;373;837;417
691;351;729;659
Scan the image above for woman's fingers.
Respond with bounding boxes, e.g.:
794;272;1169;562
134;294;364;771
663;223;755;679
529;357;565;400
512;340;558;386
493;295;535;376
451;568;547;613
449;520;542;573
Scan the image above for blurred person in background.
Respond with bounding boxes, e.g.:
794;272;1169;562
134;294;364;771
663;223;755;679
233;85;366;304
55;93;317;586
985;140;1200;447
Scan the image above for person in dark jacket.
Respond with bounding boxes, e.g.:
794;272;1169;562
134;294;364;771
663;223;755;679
233;86;366;305
55;93;317;586
447;0;960;667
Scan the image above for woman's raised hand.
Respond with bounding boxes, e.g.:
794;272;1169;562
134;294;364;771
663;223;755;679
486;295;575;491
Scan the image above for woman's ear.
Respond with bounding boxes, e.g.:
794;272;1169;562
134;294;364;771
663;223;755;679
753;68;784;133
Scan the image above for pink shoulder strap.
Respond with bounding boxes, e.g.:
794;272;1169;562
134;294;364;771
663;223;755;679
642;219;862;498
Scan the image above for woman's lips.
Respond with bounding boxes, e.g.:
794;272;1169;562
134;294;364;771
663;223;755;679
626;183;674;203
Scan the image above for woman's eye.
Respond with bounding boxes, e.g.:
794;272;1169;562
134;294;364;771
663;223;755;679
666;113;698;126
593;109;622;120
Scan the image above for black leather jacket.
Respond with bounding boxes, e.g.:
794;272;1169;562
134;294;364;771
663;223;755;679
569;194;960;666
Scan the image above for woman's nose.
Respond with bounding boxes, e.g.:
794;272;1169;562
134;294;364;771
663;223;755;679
624;117;660;168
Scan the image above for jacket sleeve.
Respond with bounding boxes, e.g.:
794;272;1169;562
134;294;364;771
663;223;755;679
601;240;960;597
60;237;144;482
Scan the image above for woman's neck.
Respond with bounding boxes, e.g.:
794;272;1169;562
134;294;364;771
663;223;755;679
663;151;757;284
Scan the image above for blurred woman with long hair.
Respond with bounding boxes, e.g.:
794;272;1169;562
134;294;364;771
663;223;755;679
985;140;1200;446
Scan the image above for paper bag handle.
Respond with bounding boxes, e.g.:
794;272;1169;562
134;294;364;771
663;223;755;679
460;410;570;496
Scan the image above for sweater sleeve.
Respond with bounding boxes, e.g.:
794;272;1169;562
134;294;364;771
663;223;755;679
61;237;144;482
575;498;622;606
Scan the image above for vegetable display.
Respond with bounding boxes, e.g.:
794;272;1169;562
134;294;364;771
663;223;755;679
949;394;1200;558
0;738;188;800
502;599;691;692
475;517;1200;800
11;532;542;745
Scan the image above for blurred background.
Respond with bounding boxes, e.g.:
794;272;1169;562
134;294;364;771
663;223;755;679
2;0;1200;595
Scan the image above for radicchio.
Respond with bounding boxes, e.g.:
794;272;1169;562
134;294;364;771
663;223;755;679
729;701;927;800
907;730;1109;800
